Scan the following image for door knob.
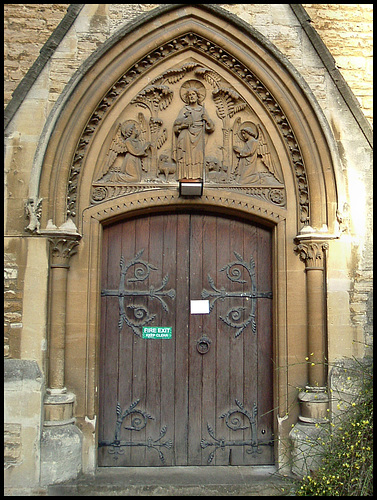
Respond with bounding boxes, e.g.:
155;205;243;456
196;335;212;354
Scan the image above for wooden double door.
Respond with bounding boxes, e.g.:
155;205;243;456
98;211;274;466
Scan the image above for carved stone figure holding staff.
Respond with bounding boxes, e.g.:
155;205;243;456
173;80;215;179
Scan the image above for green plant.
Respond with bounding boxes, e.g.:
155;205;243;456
294;356;373;496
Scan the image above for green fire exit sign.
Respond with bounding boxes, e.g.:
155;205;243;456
142;326;172;339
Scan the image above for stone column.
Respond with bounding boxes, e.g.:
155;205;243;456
289;233;330;475
40;222;83;486
295;240;328;390
44;233;80;422
47;236;79;391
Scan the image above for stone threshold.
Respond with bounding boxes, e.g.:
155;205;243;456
46;466;290;496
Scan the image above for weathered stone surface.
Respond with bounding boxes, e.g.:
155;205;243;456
40;424;83;487
4;358;43;387
4;359;44;489
47;466;288;496
4;423;22;467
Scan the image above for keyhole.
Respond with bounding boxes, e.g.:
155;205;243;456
261;429;266;435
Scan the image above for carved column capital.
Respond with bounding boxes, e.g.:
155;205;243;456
41;219;82;268
47;235;81;268
294;241;328;269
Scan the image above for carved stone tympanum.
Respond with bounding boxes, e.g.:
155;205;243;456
90;60;285;207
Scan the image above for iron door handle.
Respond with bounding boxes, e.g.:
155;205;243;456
196;335;212;354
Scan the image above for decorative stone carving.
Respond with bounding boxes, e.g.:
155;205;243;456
48;237;80;267
24;197;43;233
173;79;215;179
294;241;328;269
41;219;82;268
91;60;286;210
65;32;312;220
232;120;283;185
97;121;151;183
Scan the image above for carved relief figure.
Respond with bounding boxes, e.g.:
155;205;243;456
173;80;215;179
98;121;151;182
233;121;282;185
205;156;227;182
90;61;286;209
233;126;259;183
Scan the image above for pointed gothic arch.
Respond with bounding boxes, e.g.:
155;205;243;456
38;4;338;232
36;5;341;471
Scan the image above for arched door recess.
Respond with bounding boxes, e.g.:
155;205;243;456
36;5;339;472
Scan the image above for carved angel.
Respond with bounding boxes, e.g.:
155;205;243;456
232;120;282;185
98;121;151;182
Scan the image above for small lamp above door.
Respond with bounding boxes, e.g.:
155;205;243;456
179;179;203;197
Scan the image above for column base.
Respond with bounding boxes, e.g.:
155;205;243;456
289;386;330;476
44;391;75;424
298;386;329;423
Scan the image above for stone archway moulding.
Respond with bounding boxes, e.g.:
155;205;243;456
35;5;340;472
38;4;337;235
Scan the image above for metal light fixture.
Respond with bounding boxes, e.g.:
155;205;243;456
179;179;203;197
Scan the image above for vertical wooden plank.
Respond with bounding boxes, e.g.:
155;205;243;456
242;221;259;465
99;222;123;466
145;214;164;466
175;214;190;465
257;225;274;464
127;215;150;465
160;214;178;466
228;218;245;465
188;213;204;465
200;214;217;466
116;219;136;466
214;216;231;465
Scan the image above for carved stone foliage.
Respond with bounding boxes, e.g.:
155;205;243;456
294;241;329;269
67;32;310;221
48;236;81;267
91;61;285;209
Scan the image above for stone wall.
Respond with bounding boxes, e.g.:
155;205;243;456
4;4;70;105
303;3;373;126
4;253;22;358
4;359;44;491
4;4;373;125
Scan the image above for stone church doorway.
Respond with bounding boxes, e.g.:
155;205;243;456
98;211;274;466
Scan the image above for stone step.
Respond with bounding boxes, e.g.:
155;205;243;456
47;466;290;496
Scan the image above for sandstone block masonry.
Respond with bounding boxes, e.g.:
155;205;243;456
4;4;70;105
4;4;373;126
302;3;373;126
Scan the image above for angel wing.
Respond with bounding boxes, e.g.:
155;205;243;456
98;123;128;180
257;125;281;181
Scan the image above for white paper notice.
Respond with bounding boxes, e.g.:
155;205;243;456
190;300;210;314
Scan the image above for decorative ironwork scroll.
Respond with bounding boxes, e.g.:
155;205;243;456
200;399;273;464
101;249;176;337
201;251;272;337
99;399;173;464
